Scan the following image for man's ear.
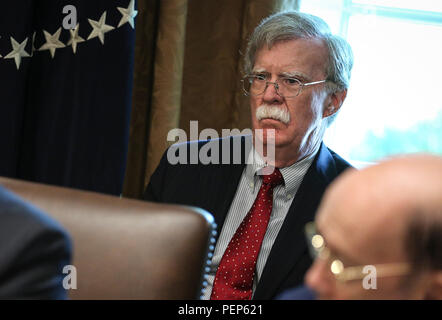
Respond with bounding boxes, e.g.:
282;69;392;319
424;270;442;300
323;89;347;118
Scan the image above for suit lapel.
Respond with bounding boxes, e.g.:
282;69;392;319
201;135;250;232
206;163;245;231
253;144;338;299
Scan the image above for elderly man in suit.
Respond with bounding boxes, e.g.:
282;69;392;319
144;11;353;299
0;186;72;299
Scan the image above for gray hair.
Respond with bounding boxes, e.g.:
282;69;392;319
244;11;353;92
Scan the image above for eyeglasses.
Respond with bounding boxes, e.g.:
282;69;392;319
241;74;327;98
304;222;411;282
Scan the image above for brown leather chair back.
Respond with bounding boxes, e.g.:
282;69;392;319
0;177;214;300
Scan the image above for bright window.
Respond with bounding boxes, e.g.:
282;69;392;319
299;0;442;164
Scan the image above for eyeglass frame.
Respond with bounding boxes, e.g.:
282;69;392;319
241;74;328;98
304;222;411;283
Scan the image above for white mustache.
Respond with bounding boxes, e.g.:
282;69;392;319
256;104;290;124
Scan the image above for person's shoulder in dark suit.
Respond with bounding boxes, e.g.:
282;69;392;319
0;186;72;299
144;135;249;202
145;136;352;204
275;285;316;300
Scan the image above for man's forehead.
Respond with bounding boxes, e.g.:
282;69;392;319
317;171;386;230
253;38;328;76
316;168;412;262
251;67;311;79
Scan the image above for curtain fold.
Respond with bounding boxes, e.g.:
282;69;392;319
145;0;188;191
123;0;300;199
122;0;160;197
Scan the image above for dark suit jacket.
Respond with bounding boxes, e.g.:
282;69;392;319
0;186;72;299
144;136;351;299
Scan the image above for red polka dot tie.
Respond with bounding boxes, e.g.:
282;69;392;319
210;168;283;300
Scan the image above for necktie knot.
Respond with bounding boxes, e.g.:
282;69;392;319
262;168;283;187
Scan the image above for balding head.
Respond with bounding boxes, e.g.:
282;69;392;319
306;154;442;299
324;154;442;217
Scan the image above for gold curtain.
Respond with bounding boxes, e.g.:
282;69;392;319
123;0;300;199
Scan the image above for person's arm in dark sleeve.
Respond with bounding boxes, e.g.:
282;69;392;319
0;203;72;299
